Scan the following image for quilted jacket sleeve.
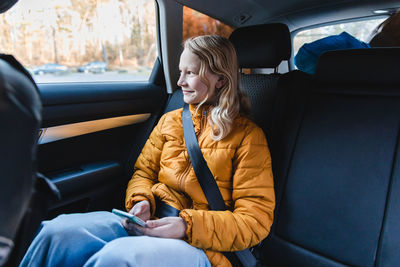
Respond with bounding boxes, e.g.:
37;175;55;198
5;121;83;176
125;114;167;214
179;124;275;251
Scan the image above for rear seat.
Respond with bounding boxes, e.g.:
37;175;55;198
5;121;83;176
230;23;312;179
258;48;400;266
229;23;291;145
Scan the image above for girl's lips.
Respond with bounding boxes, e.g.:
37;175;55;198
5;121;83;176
182;90;194;94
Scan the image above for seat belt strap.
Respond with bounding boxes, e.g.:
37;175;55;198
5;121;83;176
182;104;226;211
182;103;258;267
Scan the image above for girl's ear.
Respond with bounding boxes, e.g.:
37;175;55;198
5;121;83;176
216;76;226;89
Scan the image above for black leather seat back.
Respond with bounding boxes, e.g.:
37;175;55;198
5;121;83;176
0;0;18;13
0;55;41;265
259;48;400;266
229;23;291;69
229;23;291;144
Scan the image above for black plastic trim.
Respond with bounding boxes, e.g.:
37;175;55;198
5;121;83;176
49;161;123;199
38;82;164;106
38;82;167;127
149;57;166;86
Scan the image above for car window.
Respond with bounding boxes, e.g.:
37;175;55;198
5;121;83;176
0;0;157;83
183;6;234;40
293;17;387;59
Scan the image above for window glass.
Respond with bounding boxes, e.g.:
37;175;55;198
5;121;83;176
183;6;234;40
0;0;157;83
293;18;387;57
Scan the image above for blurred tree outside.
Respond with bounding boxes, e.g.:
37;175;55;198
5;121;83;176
183;6;234;41
0;1;235;79
0;0;157;73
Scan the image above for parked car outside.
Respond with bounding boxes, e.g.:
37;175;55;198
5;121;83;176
32;63;68;75
78;61;108;74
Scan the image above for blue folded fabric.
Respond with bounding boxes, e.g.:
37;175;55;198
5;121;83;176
294;32;370;74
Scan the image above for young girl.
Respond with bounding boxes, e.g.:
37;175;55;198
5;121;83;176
20;35;275;267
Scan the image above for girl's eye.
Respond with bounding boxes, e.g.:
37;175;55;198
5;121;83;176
178;70;195;75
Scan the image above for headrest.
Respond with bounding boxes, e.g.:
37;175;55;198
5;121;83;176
0;0;18;13
0;54;41;253
315;48;400;85
229;23;291;68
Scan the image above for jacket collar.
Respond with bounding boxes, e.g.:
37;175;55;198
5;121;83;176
188;103;214;117
188;104;213;133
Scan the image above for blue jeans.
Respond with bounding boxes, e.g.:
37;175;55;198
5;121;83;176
19;211;211;267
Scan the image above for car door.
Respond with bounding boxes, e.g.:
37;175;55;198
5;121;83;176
1;0;172;217
38;62;167;216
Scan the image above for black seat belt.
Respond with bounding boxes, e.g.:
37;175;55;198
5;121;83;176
182;103;258;267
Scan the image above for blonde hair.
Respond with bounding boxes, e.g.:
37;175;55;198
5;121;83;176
184;35;250;141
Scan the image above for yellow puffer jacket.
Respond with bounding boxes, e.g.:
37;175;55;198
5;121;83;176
125;104;275;267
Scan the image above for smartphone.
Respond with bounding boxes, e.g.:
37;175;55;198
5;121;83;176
112;208;147;227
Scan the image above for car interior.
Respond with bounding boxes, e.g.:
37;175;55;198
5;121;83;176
2;0;400;266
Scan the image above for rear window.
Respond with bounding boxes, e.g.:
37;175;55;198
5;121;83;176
293;17;387;57
0;0;157;83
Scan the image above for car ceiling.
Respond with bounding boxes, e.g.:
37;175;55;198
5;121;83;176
177;0;400;31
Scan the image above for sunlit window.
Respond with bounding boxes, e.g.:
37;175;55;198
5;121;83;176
183;6;234;40
0;0;157;83
293;18;387;56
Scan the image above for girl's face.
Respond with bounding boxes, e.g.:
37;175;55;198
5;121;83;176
177;49;223;105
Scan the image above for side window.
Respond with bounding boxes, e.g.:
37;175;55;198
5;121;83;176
0;0;157;83
293;17;387;65
183;6;234;40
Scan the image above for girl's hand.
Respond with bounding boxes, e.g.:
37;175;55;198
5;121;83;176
129;200;151;221
142;217;187;239
122;200;151;235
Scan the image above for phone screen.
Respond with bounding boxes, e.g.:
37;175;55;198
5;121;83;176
112;209;147;227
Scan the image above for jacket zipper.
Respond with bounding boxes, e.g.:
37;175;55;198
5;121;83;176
201;109;207;133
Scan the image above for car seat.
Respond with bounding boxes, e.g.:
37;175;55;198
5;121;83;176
0;3;60;265
0;53;42;265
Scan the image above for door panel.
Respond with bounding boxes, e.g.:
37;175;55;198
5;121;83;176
37;59;168;216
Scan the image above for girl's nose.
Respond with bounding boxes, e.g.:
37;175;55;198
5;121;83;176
177;73;185;86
